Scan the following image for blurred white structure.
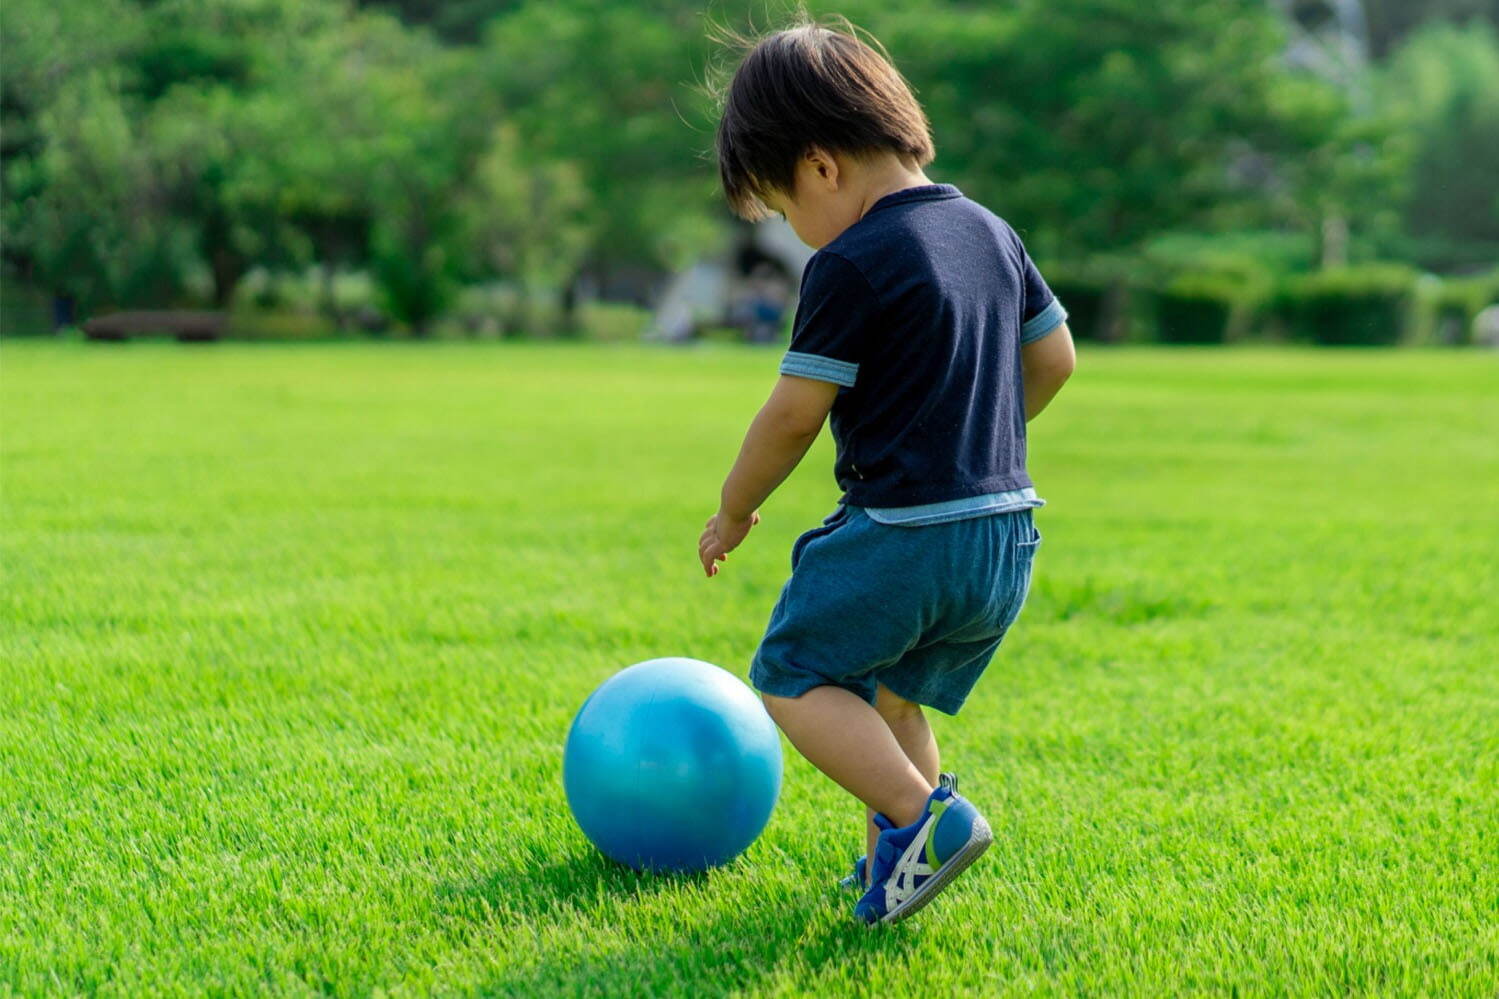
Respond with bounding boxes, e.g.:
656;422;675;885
1474;305;1499;349
650;219;814;342
1275;0;1371;96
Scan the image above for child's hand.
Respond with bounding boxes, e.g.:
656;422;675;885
699;510;760;578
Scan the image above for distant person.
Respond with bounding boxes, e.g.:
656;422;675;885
698;18;1076;924
743;263;790;344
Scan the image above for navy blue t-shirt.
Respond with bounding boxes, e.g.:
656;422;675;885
780;184;1067;509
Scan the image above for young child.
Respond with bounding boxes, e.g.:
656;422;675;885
699;20;1076;925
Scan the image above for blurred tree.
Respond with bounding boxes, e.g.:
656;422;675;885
143;87;279;308
3;72;197;313
348;17;481;335
868;1;1302;258
1251;66;1409;269
355;0;525;44
855;0;1415;276
0;0;145;122
1380;21;1499;268
1360;0;1499;57
5;0;1493;337
457;124;591;333
0;0;147;312
142;0;350;309
2;0;347;316
231;10;518;333
480;0;724;284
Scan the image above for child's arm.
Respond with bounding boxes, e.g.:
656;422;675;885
699;375;839;578
1021;322;1076;421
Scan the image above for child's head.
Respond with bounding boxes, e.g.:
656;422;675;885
715;19;933;247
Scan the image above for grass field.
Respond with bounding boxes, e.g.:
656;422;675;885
3;340;1497;997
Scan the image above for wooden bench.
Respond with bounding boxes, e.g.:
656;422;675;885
82;311;227;342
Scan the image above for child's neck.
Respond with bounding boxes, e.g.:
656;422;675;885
853;160;936;220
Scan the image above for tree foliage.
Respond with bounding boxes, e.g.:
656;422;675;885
863;0;1304;256
1380;20;1499;266
2;0;1493;331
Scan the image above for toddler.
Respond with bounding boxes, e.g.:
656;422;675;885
699;19;1076;924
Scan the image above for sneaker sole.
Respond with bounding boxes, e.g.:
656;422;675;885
878;815;993;925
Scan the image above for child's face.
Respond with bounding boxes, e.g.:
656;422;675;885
762;150;864;250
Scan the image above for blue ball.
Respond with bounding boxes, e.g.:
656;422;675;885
563;657;783;873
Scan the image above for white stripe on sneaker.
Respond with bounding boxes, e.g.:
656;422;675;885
885;816;938;909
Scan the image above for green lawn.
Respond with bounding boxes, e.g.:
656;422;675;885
2;341;1496;997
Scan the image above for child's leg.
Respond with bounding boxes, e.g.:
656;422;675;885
761;686;934;830
866;683;939;874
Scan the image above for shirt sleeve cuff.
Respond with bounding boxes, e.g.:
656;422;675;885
1020;298;1068;344
780;350;859;387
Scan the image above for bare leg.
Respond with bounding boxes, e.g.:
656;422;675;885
760;686;933;831
864;683;940;884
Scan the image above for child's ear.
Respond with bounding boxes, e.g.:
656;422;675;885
804;146;840;191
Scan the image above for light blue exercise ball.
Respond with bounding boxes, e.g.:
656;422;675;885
563;657;783;873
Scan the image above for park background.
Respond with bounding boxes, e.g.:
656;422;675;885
3;1;1498;997
3;0;1499;344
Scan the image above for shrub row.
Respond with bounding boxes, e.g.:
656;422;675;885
1047;264;1499;346
12;260;1494;347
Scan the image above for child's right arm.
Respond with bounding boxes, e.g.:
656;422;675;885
698;374;839;578
1021;323;1076;421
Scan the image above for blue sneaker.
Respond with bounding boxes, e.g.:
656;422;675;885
853;773;992;925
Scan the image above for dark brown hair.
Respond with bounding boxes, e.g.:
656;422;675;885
714;17;934;220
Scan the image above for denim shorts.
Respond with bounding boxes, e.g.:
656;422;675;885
749;505;1041;716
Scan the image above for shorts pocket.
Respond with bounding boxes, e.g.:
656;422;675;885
993;524;1040;633
790;505;851;569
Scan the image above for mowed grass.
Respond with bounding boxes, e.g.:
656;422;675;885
2;340;1496;997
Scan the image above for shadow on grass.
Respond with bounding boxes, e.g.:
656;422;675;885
435;841;918;995
435;839;709;925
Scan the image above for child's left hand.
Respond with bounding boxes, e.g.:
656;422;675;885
699;510;760;578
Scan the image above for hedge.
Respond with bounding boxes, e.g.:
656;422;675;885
1047;279;1108;341
1152;289;1235;344
1279;265;1419;346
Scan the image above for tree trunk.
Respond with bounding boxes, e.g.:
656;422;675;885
318;261;343;331
1320;213;1349;270
209;246;247;309
557;273;582;337
1101;279;1131;343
